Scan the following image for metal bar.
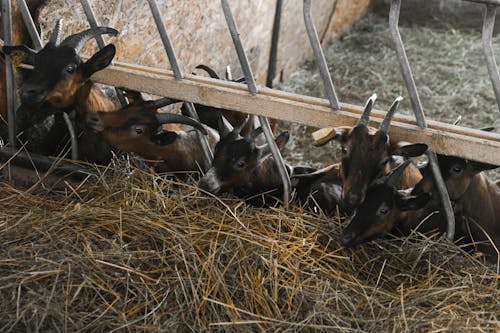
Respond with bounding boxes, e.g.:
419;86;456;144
147;0;212;171
266;0;282;88
481;5;500;112
389;0;455;241
62;113;78;160
16;0;42;49
303;0;340;110
2;0;16;149
80;0;127;106
0;147;94;180
221;0;291;205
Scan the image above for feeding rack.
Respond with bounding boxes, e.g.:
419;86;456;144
1;0;500;241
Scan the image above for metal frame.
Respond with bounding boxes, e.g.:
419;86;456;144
266;0;283;89
221;0;292;205
303;0;340;111
147;0;213;172
389;0;455;240
2;0;16;148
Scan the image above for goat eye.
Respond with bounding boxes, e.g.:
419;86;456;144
235;159;246;168
65;64;76;73
134;127;144;135
452;165;463;173
341;146;348;155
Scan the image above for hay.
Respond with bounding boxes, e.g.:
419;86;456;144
0;159;499;332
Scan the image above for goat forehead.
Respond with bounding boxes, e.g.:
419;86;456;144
35;47;80;71
214;139;252;162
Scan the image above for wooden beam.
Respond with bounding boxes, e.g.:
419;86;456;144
92;61;500;165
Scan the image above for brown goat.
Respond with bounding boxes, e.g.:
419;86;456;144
86;92;218;172
3;21;120;162
317;94;426;211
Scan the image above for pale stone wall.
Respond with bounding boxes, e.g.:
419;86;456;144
35;0;376;85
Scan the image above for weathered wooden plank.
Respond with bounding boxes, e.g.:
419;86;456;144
92;61;500;165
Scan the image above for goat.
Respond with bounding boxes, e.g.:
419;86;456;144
198;114;315;204
86;91;218;172
339;159;434;248
190;64;276;136
3;21;120;163
290;163;343;215
316;94;427;211
341;152;500;264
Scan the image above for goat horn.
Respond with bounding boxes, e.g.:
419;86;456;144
380;96;403;134
61;27;119;53
232;114;249;136
386;160;411;187
48;19;63;47
357;93;377;127
153;97;181;109
217;112;234;138
226;65;233;81
155;113;207;135
195;64;220;79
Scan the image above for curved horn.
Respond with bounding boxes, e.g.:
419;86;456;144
217;112;234;138
357;93;377;127
48;19;63;46
195;64;220;79
225;65;233;81
155;113;207;135
232;115;249;136
386;160;411;187
153;97;182;109
380;96;403;134
60;27;119;53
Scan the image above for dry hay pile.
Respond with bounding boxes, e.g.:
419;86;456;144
0;159;499;332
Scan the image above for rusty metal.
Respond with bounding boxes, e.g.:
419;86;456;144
389;0;455;241
147;0;213;171
221;0;292;205
303;0;340;110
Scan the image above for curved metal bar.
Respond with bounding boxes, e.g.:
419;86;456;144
389;0;455;241
221;0;291;205
80;0;128;107
147;0;213;171
16;0;42;49
481;5;500;112
2;0;16;149
266;0;282;88
303;0;340;110
62;113;78;160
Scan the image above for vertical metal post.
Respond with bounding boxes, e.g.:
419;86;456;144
266;0;283;88
303;0;340;110
147;0;212;171
16;0;42;49
3;0;16;148
221;0;292;205
80;0;127;107
62;113;78;160
389;0;455;241
481;4;500;112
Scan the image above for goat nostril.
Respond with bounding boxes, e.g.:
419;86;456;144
340;230;354;247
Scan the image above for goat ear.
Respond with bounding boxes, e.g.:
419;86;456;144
468;161;499;173
82;44;115;78
391;143;428;158
154;131;178;146
2;45;36;66
275;131;289;149
396;192;430;211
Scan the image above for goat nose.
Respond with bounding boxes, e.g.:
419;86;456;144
340;230;355;247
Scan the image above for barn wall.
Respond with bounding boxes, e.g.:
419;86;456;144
34;0;377;85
